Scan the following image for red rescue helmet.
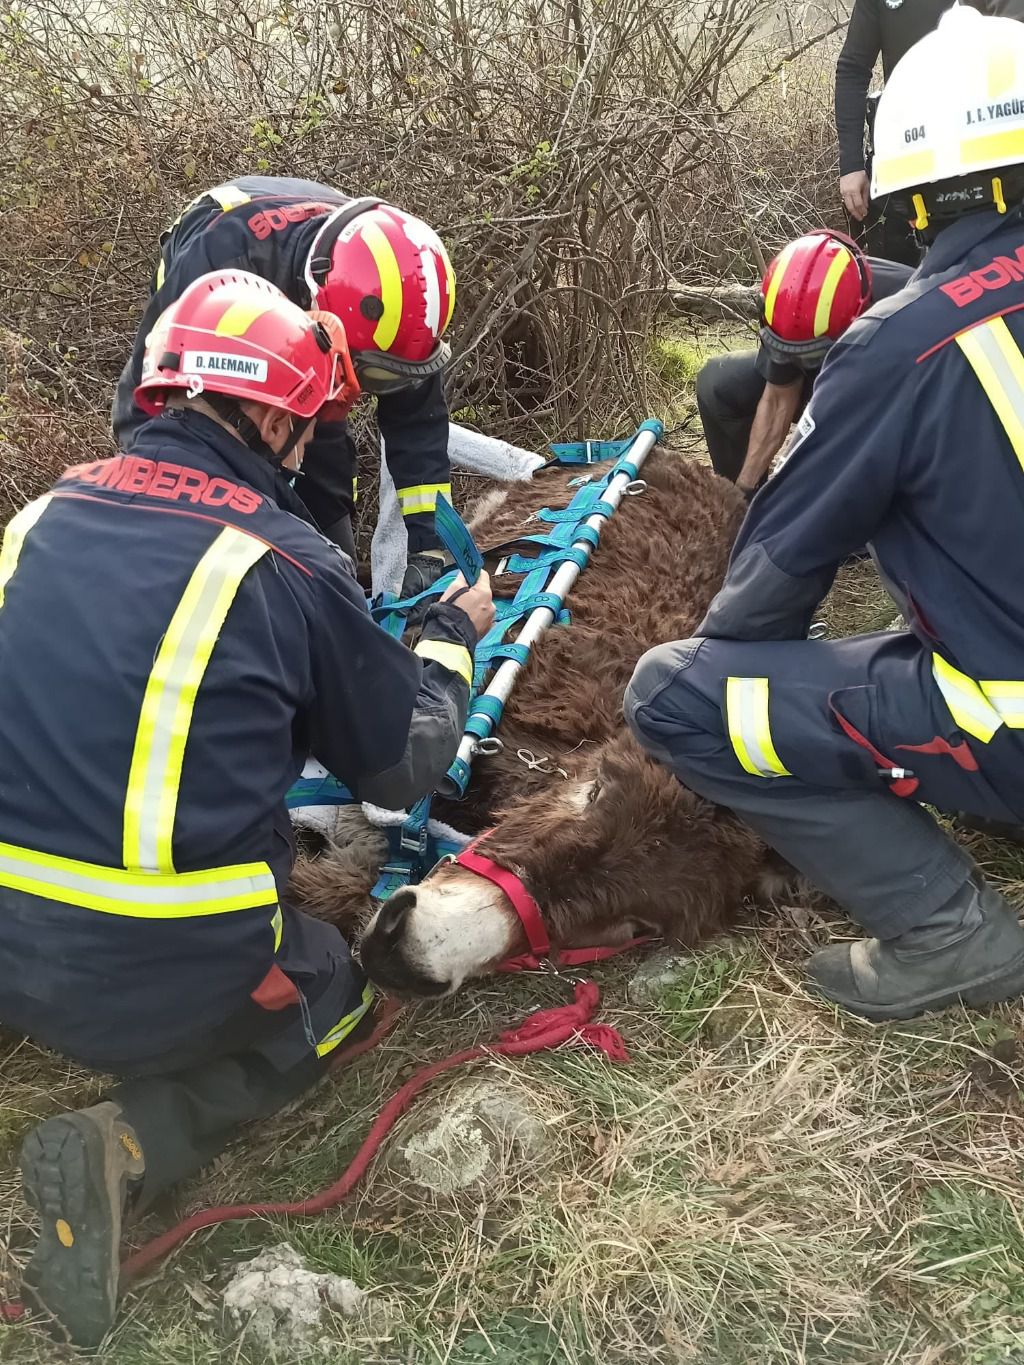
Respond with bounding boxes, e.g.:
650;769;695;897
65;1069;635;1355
759;230;872;368
303;198;455;395
135;270;361;425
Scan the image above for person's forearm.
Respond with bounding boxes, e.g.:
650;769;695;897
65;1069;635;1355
736;386;801;493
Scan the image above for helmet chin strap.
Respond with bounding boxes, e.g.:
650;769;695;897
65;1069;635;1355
201;393;311;468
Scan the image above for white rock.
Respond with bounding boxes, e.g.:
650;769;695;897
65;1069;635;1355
627;948;694;1004
399;1080;549;1196
222;1243;366;1352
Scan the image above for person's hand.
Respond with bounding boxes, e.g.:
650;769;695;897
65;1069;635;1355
840;170;870;222
440;571;495;638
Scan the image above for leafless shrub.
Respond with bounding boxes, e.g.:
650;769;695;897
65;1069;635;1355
0;0;846;510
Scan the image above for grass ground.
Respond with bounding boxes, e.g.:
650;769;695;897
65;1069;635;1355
3;413;1024;1364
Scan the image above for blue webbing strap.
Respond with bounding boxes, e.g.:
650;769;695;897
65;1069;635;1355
369;570;460;624
293;421;660;825
434;494;483;585
500;546;589;576
548;438;634;465
370;793;434;898
285;773;353;809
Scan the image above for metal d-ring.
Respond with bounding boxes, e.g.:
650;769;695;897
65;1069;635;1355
624;480;647;496
476;736;504;756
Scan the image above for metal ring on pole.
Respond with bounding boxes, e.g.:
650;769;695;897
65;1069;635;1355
476;736;504;755
624;480;648;496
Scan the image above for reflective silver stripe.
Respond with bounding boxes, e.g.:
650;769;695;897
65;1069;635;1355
725;677;792;778
932;655;1003;744
315;984;375;1057
957;317;1024;470
981;681;1024;728
0;841;277;919
124;527;269;872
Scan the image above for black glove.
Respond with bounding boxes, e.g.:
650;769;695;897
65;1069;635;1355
400;551;450;600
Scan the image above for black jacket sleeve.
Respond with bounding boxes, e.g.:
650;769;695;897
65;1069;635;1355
835;0;880;177
307;550;477;808
376;374;451;554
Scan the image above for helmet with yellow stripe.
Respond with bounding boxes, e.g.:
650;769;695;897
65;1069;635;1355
872;5;1024;233
303;198;456;395
135;270;361;465
759;230;872;369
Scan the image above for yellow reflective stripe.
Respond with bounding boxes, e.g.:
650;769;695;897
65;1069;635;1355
813;247;851;339
124;527;269;873
932;655;1003;743
396;482;451;517
271;905;284;952
874;149;936;194
215;298;274;338
962;128;1024;171
725;677;792;779
360;220;403;352
315;983;374;1057
0;841;277;918
208;183;252;212
956;317;1024;471
763;239;802;328
156;257;166;290
979;681;1024;728
415;639;473;687
352;475;359;504
0;495;53;611
988;50;1017;100
441;242;456;333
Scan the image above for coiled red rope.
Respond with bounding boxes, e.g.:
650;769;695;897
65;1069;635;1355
2;982;625;1322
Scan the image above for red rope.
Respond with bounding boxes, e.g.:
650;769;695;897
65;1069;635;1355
1;982;626;1324
119;981;623;1284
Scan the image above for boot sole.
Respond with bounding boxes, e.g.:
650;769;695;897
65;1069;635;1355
20;1115;122;1348
810;947;1024;1022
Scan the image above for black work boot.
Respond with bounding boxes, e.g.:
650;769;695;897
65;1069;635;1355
807;878;1024;1021
20;1101;145;1347
953;812;1024;847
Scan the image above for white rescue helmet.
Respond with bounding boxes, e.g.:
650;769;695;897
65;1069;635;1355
872;4;1024;229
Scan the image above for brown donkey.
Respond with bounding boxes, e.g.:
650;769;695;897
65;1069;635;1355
290;449;778;996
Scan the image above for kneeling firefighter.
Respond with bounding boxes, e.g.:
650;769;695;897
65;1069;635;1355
113;175;459;597
628;5;1024;1021
695;231;913;497
2;271;494;1346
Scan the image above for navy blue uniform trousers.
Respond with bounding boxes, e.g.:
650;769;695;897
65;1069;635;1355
626;630;1024;938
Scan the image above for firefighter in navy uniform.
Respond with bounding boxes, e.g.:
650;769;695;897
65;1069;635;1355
627;7;1024;1022
3;271;494;1346
113;176;458;596
696;231;913;496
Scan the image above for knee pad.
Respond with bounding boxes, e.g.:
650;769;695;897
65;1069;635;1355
625;639;707;739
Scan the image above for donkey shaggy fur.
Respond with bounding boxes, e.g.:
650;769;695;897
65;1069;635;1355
289;449;775;995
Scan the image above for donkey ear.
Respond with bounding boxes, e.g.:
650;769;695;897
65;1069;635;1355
372;889;416;948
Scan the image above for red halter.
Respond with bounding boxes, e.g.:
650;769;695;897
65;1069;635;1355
453;840;655;973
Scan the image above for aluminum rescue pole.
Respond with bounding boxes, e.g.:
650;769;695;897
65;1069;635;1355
438;418;663;799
